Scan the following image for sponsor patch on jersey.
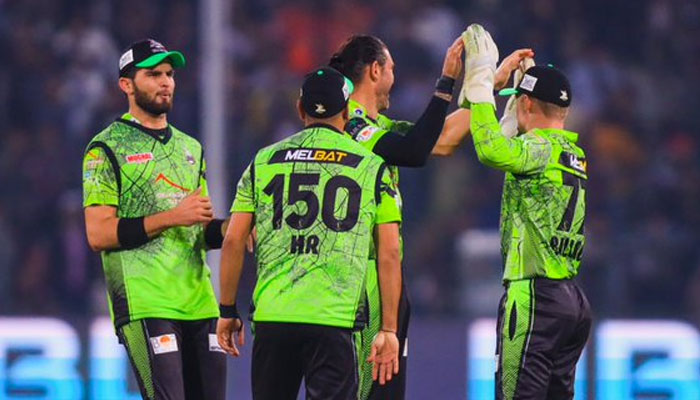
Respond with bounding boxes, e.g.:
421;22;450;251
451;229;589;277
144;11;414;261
149;334;178;354
559;152;587;176
269;148;363;167
208;334;225;353
85;159;104;170
185;149;196;165
345;117;373;141
126;152;154;164
356;126;379;143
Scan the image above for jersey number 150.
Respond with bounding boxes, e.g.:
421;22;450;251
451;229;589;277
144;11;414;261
263;173;361;232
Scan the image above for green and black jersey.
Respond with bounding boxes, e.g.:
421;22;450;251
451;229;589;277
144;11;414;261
82;113;219;328
346;99;409;399
470;104;587;281
231;123;401;329
346;99;413;196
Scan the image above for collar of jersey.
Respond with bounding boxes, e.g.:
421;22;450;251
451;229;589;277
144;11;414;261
305;123;343;135
117;113;172;144
538;128;579;143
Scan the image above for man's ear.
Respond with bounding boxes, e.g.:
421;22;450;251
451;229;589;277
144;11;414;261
369;61;381;83
118;77;133;96
297;99;306;122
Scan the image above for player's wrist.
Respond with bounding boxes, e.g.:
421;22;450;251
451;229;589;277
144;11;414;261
435;76;455;95
219;303;240;319
380;326;397;334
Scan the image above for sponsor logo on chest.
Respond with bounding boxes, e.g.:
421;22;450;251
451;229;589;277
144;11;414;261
125;152;154;164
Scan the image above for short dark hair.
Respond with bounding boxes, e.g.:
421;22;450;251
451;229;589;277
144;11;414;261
121;66;137;79
329;35;387;84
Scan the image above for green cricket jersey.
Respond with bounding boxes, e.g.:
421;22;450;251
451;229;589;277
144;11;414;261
346;99;413;193
82;113;219;328
471;103;587;281
231;123;402;329
346;99;409;399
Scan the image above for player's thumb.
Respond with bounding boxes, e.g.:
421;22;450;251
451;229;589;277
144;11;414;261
367;344;377;363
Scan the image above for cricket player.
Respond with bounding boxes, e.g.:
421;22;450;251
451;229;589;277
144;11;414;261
329;34;533;399
461;24;592;400
83;39;227;400
216;66;403;399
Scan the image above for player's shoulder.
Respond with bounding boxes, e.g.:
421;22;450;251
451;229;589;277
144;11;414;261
345;116;385;145
169;125;202;149
86;120;129;150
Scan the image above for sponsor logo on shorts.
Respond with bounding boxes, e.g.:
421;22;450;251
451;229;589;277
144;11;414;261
208;334;225;353
149;334;178;355
125;152;154;164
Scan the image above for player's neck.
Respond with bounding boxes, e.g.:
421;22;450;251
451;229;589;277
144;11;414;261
526;115;564;131
127;105;169;130
350;88;379;120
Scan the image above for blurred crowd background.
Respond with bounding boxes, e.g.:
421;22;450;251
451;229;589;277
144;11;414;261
1;0;699;328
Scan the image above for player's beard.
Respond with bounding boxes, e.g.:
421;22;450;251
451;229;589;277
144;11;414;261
377;92;390;112
133;84;173;116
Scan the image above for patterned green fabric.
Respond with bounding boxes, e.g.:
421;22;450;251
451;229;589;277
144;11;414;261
231;125;401;329
346;100;409;399
119;320;155;399
82;116;219;328
471;104;587;281
346;99;412;193
499;280;535;400
355;259;381;400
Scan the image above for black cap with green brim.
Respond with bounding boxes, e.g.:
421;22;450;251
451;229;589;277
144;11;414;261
119;39;186;77
498;65;572;107
300;67;354;118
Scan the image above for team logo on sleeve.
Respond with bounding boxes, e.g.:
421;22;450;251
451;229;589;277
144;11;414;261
559;152;587;176
84;151;104;169
125;152;154;164
345;117;378;143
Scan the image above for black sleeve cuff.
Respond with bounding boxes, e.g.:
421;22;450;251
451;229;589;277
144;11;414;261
219;303;240;319
117;217;149;249
205;219;225;249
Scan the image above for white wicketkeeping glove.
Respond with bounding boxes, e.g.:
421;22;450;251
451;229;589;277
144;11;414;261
500;57;535;138
458;24;499;109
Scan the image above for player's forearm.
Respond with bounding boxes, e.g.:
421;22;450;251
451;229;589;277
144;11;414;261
143;210;177;237
377;227;402;332
219;213;253;305
432;108;471;156
219;236;246;306
471;103;522;171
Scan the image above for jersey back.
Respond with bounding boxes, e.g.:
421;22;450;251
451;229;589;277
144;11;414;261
501;129;587;281
231;125;401;329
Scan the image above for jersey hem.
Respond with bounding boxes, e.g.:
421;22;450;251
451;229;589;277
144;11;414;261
253;315;355;329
